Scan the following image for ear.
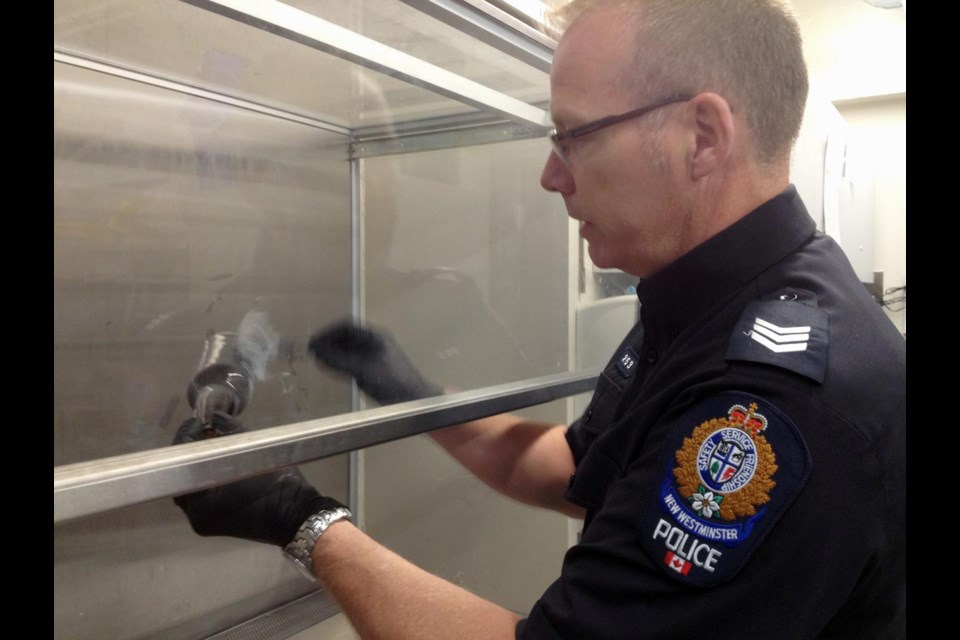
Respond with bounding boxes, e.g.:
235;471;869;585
686;93;735;180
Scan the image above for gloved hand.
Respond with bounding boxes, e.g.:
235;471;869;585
309;320;443;406
172;411;346;547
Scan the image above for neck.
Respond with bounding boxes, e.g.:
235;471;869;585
688;156;791;247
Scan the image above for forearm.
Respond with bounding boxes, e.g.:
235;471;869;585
308;322;581;516
313;521;521;640
428;413;584;518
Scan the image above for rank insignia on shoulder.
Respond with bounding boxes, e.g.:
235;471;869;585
726;298;829;383
637;392;812;587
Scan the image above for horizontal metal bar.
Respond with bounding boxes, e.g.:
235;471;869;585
350;100;550;157
54;50;352;136
183;0;548;126
351;120;548;158
352;107;535;141
54;370;599;525
397;0;555;73
208;590;342;640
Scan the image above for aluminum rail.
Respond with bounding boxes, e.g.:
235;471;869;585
54;369;599;525
54;50;352;136
397;0;556;73
182;0;549;126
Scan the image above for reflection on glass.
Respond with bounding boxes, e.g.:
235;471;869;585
54;60;354;639
360;138;573;614
363;140;569;394
54;1;569;635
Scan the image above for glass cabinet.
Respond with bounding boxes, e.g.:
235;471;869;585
54;2;605;638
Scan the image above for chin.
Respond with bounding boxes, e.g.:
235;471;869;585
590;250;647;279
587;245;620;271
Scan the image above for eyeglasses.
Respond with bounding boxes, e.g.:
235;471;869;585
548;95;694;164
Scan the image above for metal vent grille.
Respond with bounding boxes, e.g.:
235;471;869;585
209;591;343;640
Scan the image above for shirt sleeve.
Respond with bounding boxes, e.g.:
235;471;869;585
518;389;896;640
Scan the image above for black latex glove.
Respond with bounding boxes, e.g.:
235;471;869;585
309;320;443;406
172;411;345;547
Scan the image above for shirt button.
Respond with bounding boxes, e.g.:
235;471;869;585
647;349;658;364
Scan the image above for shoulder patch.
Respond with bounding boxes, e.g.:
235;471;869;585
637;392;812;587
726;298;829;383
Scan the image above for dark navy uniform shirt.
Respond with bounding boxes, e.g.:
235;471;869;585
517;187;906;639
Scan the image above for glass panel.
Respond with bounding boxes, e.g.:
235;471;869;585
54;60;355;465
363;138;568;392
360;138;573;612
53;0;545;129
55;1;569;637
54;59;354;638
287;0;552;104
54;461;348;640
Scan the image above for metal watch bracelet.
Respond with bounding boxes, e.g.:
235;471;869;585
283;507;353;580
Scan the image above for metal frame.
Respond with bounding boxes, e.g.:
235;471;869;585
350;105;551;158
348;156;364;526
59;0;557;159
351;118;548;157
396;0;556;72
54;370;598;525
207;590;342;640
54;50;352;136
182;0;549;126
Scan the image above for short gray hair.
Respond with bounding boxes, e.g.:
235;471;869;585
547;0;809;165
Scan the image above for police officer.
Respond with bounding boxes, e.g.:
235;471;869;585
173;1;906;638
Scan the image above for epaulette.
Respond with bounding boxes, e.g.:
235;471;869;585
725;288;828;383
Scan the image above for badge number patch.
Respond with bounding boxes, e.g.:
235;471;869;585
615;346;639;378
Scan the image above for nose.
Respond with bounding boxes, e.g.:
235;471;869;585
540;150;575;194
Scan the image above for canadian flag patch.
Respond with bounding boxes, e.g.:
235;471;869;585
664;551;692;575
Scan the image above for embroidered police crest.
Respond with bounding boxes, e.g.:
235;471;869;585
637;392;811;587
673;403;778;522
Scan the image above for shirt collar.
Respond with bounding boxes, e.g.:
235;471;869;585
635;185;817;342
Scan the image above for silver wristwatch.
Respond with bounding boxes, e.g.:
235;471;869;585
283;507;352;580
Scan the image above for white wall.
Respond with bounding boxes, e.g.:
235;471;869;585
791;0;906;102
792;0;906;335
836;95;906;334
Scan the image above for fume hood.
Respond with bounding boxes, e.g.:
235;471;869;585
53;2;868;638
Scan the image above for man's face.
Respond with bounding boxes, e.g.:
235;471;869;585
540;8;692;279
